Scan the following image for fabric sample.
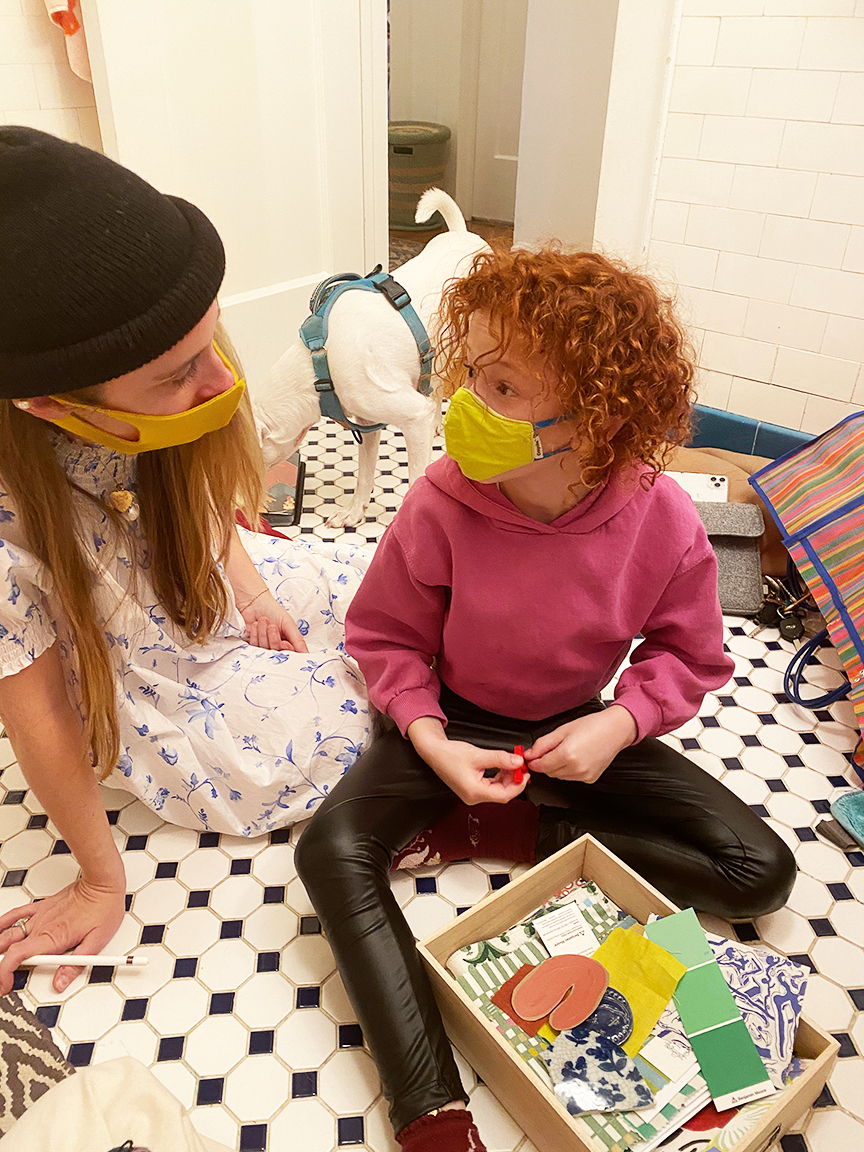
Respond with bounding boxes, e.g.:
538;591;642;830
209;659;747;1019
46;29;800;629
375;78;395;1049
490;964;546;1033
511;955;609;1030
0;992;74;1136
453;939;554;1086
707;933;807;1088
591;927;687;1056
545;1027;655;1115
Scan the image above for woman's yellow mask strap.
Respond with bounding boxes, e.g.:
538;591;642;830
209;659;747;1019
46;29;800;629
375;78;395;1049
46;343;245;455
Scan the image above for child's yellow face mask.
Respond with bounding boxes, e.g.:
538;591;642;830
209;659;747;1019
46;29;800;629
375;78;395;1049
442;385;573;483
47;343;245;455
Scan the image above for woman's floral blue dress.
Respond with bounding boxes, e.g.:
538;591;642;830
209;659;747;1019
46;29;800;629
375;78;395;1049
0;436;372;835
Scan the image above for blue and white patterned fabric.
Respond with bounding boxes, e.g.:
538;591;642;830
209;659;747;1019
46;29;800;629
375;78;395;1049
707;932;807;1089
0;436;372;835
545;1026;655;1115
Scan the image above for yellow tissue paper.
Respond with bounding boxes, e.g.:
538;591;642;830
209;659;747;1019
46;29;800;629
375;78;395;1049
537;1022;558;1046
591;926;687;1056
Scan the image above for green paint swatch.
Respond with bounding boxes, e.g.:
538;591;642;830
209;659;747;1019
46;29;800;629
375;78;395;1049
689;1019;773;1098
646;910;773;1108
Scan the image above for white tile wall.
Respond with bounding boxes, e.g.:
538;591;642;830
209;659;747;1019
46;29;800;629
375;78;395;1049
649;239;719;290
701;330;778;379
744;299;828;353
799;17;864;71
842;227;864;274
715;16;806;68
662;112;703;160
647;6;864;432
759;216;850;269
729;165;817;217
821;314;864;362
651;200;690;243
714;251;797;303
791;265;864;319
669;66;752;116
676;17;720;66
699;114;784;166
746;69;839;121
694;367;734;408
727;376;808;424
811;175;864;227
780;122;864;178
657;157;735;206
832;73;864;123
684;204;764;254
772;346;859;401
0;9;99;151
679;284;748;335
800;393;860;435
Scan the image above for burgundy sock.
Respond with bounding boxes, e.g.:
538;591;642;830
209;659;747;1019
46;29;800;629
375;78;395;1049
391;800;539;870
397;1108;487;1152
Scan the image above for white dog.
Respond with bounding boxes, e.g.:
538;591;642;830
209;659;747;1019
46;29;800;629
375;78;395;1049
253;189;491;528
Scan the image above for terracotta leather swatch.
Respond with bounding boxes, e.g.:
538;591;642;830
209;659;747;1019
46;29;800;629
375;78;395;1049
510;954;609;1031
490;964;549;1034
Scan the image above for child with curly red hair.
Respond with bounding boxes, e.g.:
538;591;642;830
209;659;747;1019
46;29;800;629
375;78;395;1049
296;248;795;1152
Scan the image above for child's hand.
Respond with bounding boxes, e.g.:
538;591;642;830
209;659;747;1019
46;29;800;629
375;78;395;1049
525;705;637;784
408;717;528;805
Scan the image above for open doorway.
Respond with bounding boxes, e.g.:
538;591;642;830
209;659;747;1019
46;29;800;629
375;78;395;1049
386;0;527;265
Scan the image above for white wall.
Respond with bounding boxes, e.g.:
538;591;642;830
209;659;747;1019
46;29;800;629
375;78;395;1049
388;0;465;198
514;0;619;249
641;0;864;436
0;0;101;150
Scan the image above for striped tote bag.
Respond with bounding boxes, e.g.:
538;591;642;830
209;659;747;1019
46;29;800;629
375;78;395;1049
750;411;864;778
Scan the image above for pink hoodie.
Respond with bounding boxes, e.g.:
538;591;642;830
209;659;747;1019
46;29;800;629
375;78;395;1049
345;456;734;741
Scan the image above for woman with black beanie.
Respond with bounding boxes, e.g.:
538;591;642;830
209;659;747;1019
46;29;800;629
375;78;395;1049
0;126;371;994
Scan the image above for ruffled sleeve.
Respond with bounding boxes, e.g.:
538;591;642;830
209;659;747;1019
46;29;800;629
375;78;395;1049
0;532;56;679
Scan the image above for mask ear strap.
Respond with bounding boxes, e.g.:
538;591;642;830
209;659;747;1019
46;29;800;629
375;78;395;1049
533;414;571;429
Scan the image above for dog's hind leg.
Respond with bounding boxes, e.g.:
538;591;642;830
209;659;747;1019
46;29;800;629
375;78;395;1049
401;400;438;489
327;429;381;528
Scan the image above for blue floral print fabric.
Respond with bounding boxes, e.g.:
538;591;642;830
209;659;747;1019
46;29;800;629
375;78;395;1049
0;437;372;835
546;1026;655;1115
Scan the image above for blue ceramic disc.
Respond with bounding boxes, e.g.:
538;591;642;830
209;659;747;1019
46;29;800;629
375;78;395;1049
580;987;633;1046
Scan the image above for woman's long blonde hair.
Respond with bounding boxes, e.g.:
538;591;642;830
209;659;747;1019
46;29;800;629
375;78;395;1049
0;324;264;778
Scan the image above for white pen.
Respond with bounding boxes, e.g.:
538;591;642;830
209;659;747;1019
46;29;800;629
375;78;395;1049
18;955;149;968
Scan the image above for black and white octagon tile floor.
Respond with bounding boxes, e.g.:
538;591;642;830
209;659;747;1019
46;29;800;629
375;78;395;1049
1;422;863;1152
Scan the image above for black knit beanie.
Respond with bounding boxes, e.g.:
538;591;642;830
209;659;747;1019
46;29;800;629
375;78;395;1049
0;126;226;398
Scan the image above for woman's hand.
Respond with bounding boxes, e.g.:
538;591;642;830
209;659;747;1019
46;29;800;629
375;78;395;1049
525;705;637;784
0;874;126;994
408;717;529;805
239;589;308;653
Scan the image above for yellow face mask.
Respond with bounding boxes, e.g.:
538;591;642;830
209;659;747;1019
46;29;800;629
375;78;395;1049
442;385;572;483
47;343;245;455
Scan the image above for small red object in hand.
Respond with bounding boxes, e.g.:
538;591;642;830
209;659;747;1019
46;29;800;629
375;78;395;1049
514;745;526;784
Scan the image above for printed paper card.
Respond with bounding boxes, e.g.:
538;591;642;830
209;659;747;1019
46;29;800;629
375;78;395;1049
533;903;598;957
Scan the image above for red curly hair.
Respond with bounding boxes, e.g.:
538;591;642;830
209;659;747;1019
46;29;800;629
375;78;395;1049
437;247;696;488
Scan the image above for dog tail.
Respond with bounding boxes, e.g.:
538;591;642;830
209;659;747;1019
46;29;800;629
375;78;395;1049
415;188;467;234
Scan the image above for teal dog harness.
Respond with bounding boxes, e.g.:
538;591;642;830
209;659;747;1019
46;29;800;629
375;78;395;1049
299;265;434;439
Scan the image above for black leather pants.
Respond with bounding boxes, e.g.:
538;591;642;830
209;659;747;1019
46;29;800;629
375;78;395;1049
294;688;796;1135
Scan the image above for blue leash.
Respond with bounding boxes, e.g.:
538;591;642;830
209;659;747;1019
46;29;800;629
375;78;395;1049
299;265;434;441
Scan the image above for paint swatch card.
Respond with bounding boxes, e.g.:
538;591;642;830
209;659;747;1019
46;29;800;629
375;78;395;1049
646;910;775;1112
